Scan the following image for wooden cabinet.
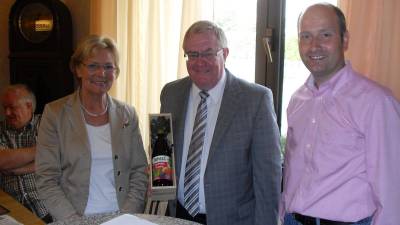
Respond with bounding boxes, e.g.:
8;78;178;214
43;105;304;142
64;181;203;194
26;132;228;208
9;0;74;113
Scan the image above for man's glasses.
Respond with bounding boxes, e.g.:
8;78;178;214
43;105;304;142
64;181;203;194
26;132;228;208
184;49;223;62
82;63;116;73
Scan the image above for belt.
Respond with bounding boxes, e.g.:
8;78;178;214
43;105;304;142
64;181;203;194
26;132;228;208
194;213;207;221
176;201;207;224
293;213;353;225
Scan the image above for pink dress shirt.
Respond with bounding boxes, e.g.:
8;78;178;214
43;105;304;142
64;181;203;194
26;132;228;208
281;63;400;225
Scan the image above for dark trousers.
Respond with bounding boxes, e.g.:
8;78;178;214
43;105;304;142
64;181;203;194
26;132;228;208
22;202;53;224
176;201;207;225
41;214;54;224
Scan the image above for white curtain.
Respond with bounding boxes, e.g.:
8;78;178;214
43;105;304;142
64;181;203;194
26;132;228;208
90;0;213;151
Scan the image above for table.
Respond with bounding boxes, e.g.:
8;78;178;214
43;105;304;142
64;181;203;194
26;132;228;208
0;189;45;225
49;213;202;225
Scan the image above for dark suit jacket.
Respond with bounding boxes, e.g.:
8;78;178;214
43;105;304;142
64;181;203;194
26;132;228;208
160;69;281;225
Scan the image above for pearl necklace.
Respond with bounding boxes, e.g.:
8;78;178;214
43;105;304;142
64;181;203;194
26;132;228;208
81;100;109;117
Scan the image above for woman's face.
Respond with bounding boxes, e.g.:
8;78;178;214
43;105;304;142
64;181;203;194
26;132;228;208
77;48;116;96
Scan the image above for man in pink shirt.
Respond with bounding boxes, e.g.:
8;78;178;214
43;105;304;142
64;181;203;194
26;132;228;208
281;3;400;225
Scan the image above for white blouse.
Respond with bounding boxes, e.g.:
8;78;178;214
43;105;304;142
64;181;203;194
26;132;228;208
84;123;119;215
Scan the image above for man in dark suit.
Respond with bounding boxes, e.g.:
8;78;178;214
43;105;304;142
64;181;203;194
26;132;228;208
160;20;281;225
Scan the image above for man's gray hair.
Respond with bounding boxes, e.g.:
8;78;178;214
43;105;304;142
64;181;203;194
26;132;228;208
183;20;228;49
2;84;36;112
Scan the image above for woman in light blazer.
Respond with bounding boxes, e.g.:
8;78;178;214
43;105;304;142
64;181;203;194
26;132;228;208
35;35;148;221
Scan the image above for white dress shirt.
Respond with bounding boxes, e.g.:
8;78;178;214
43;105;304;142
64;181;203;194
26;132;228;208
178;70;227;214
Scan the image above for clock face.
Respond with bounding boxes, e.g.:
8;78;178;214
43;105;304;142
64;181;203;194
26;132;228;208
18;3;54;43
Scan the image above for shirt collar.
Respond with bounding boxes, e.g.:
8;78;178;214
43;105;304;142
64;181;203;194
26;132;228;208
191;69;227;105
5;115;36;132
305;61;353;95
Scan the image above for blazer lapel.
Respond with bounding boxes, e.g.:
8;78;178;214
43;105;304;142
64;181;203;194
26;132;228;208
67;91;91;152
108;96;125;157
208;70;242;161
172;78;192;179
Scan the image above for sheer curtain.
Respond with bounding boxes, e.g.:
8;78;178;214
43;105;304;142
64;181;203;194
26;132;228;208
339;0;400;100
89;0;213;150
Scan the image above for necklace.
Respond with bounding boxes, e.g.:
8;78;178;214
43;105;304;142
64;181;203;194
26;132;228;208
81;100;108;117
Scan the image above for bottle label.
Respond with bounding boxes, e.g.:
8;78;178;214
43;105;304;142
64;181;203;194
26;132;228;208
152;155;172;182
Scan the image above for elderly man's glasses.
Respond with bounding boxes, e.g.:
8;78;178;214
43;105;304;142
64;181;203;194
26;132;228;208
184;49;223;61
82;63;116;73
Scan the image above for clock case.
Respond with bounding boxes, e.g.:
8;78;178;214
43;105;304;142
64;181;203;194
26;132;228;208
9;0;74;113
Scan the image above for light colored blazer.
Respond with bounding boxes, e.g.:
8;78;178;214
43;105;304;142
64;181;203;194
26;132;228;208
160;70;282;225
35;91;148;221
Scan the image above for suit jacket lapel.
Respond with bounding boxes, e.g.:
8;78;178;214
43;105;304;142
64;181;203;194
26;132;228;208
208;70;242;161
108;96;124;157
67;92;123;156
173;78;192;179
67;91;90;152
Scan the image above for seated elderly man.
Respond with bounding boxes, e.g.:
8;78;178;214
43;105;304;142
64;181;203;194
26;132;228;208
0;84;52;223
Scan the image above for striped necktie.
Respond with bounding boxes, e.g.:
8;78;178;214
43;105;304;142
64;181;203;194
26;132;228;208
184;90;209;216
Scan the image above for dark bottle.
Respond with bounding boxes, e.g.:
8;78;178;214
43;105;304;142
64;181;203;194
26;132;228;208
152;132;173;186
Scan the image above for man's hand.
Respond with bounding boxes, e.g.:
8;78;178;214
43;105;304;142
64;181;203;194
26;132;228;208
0;146;35;170
8;162;35;175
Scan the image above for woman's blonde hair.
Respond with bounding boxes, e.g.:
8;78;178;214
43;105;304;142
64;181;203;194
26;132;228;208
70;35;120;82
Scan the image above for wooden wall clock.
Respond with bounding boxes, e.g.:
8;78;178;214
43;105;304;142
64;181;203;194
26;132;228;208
9;0;74;113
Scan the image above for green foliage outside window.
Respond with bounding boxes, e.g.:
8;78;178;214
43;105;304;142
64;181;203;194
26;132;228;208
284;35;301;61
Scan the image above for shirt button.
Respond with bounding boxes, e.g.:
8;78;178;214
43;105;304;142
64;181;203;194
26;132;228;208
117;171;121;176
114;155;118;160
311;118;316;124
119;187;123;192
306;144;311;148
